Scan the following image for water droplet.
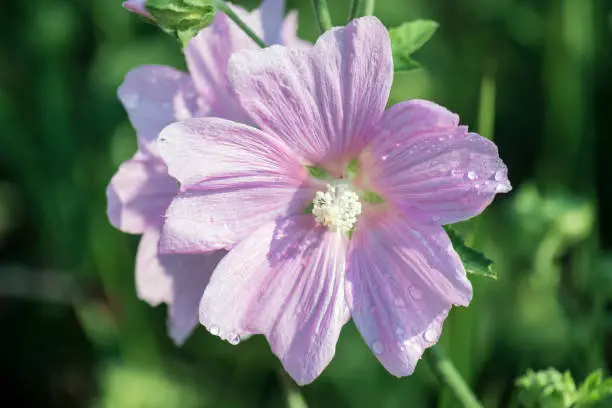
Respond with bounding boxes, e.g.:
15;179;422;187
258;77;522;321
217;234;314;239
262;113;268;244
411;343;423;355
122;93;140;109
396;327;405;336
381;155;388;161
372;341;384;354
394;297;405;307
432;215;441;223
228;333;240;345
438;136;445;141
494;170;505;182
409;286;423;300
209;325;220;336
424;328;438;342
496;184;508;193
450;169;462;177
467;171;477;180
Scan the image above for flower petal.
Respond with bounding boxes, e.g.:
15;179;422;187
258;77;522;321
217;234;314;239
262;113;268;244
158;118;313;253
280;11;312;50
365;100;511;224
118;66;198;156
345;210;472;376
136;228;226;345
259;0;284;45
185;5;261;123
123;0;153;19
107;153;178;234
228;16;392;164
199;216;349;385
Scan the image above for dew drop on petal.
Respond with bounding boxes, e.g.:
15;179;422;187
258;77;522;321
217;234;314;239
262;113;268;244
467;171;477;180
372;341;384;354
228;333;240;345
494;170;505;182
424;328;438;342
396;326;405;336
209;325;220;336
409;285;423;300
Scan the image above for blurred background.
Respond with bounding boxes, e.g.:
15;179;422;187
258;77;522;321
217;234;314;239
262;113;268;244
0;0;610;406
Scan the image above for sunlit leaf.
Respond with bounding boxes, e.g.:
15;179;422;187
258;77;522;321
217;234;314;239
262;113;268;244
388;20;439;71
444;225;496;279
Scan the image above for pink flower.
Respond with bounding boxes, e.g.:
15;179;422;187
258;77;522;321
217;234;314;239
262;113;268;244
107;0;308;345
158;17;511;384
122;0;153;20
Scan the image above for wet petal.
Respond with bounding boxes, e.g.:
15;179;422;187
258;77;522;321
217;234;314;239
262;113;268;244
365;100;511;224
199;216;349;385
345;210;471;376
228;16;393;164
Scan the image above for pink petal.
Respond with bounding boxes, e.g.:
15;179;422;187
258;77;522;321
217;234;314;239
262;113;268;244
122;0;153;20
184;6;260;123
118;66;198;157
228;16;393;165
259;0;284;45
199;216;350;385
365;100;511;224
136;228;225;345
280;10;312;50
158;118;314;253
345;210;472;376
106;153;178;234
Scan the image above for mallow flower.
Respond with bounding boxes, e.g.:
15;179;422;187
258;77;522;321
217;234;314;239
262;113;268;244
107;0;308;345
158;16;511;383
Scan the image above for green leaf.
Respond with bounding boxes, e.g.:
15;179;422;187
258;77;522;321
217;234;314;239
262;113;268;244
575;369;612;407
388;20;439;71
146;0;216;48
443;226;496;279
515;368;577;408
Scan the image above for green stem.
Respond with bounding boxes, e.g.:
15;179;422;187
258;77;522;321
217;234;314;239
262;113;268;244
361;0;375;16
350;0;375;18
425;346;484;408
348;0;359;20
311;0;333;33
279;369;309;408
214;0;267;48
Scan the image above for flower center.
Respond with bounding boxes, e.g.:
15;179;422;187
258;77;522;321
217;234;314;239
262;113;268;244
312;184;362;232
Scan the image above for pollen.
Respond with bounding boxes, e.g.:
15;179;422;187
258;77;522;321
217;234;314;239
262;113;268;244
312;184;362;232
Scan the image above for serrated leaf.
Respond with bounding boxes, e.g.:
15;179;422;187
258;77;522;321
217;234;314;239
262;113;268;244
388;20;439;71
146;0;216;48
443;226;496;279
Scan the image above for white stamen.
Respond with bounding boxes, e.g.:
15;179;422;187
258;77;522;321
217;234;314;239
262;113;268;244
312;184;362;232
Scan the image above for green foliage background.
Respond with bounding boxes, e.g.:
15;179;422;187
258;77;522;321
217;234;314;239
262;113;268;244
0;0;611;407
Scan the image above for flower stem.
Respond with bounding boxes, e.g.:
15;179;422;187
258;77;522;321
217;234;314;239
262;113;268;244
362;0;375;15
311;0;333;33
424;345;483;408
349;0;375;19
348;0;359;20
214;0;267;48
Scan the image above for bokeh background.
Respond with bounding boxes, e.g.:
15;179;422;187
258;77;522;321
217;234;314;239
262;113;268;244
0;0;610;407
